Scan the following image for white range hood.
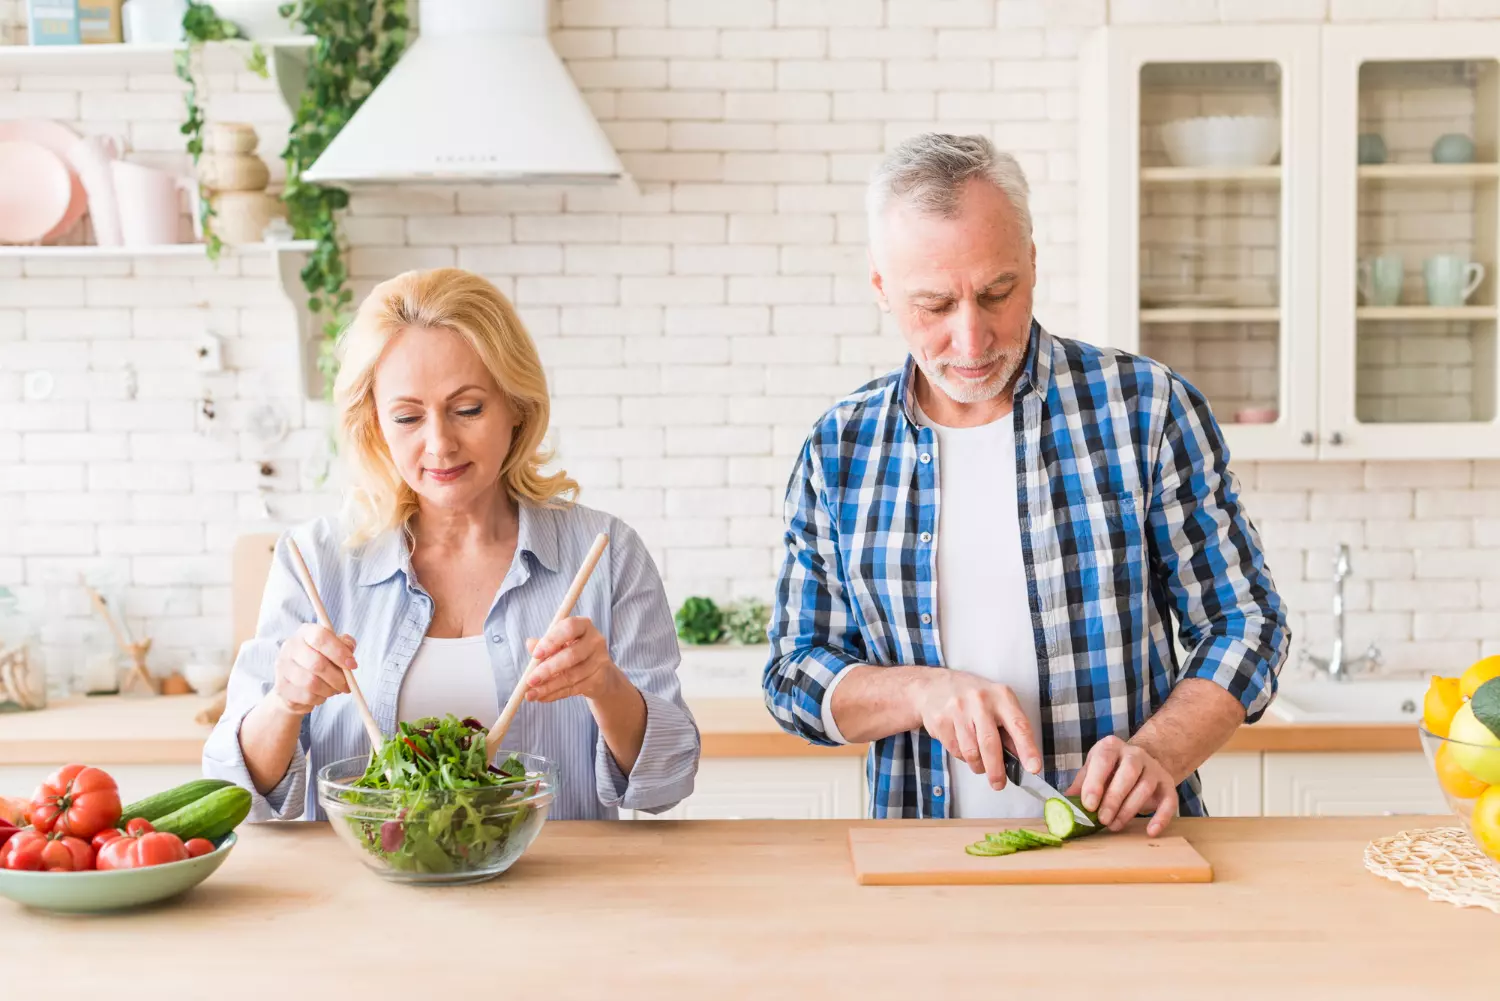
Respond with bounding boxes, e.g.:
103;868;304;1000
301;0;624;185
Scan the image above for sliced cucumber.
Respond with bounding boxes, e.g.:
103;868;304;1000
988;830;1036;851
965;840;1016;857
1013;828;1064;848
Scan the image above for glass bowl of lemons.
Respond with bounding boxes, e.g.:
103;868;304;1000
1419;656;1500;867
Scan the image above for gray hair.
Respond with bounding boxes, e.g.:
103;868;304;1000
866;133;1033;249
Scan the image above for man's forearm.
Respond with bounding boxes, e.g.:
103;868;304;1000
1128;678;1246;783
826;664;930;743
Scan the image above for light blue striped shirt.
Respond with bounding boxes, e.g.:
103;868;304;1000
203;501;701;822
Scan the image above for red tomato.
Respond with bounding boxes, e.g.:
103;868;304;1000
184;838;215;859
90;827;123;852
1;829;94;871
124;817;154;836
0;819;19;850
29;764;121;839
96;830;188;870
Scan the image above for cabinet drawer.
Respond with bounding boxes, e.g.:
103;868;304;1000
627;757;866;821
1262;752;1445;816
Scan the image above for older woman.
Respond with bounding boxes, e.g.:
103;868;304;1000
204;268;700;821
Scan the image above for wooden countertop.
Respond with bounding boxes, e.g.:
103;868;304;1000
0;695;1422;765
4;817;1492;997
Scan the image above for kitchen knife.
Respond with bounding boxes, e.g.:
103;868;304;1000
1001;746;1097;827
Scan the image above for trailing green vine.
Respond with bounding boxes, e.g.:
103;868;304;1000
176;1;267;259
279;0;409;395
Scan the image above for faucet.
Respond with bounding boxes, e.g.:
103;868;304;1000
1300;544;1381;682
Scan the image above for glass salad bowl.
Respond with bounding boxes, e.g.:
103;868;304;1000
1416;725;1500;869
317;752;556;886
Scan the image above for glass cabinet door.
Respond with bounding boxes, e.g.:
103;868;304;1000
1080;27;1321;460
1321;24;1500;458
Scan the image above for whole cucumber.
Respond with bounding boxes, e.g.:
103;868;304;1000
151;785;252;842
120;778;234;825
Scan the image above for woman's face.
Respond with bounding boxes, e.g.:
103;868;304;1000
373;325;519;513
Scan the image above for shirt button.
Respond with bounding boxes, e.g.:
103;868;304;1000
919;452;931;464
920;613;932;625
491;634;503;643
919;531;932;543
933;786;944;798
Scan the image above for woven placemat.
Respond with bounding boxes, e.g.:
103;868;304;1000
1364;827;1500;914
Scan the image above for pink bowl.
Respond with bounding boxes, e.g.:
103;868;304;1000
0;119;90;243
0;141;73;244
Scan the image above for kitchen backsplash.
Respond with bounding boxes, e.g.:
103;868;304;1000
1;0;1497;684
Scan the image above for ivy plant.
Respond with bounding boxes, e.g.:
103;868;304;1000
176;1;268;259
279;0;409;395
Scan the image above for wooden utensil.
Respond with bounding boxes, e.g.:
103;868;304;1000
485;532;609;760
283;539;383;751
81;579;155;694
847;825;1213;886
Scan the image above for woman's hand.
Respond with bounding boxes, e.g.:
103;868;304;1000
272;623;355;715
523;616;623;703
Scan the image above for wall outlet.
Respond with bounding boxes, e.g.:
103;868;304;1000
194;333;223;372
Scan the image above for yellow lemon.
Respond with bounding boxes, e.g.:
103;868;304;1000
1460;655;1500;700
1423;676;1464;738
1469;786;1500;862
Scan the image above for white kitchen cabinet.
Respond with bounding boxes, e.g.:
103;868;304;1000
1261;752;1446;817
1196;752;1263;818
624;756;867;821
1318;25;1500;458
1080;22;1500;460
0;764;205;807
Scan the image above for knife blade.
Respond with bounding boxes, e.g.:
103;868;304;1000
1001;746;1096;827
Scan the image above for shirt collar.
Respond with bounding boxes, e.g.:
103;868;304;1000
896;318;1050;427
354;501;561;587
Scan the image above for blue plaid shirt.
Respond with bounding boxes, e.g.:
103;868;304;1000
764;321;1289;819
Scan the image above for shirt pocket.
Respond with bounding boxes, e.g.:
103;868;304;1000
1060;492;1143;602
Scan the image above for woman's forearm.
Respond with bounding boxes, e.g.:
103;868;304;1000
238;693;305;796
589;666;648;774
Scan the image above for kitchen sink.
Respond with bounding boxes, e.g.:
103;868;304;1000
1266;676;1430;724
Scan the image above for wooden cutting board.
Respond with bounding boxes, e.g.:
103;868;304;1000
848;824;1213;886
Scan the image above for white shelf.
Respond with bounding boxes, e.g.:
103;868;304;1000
1139;307;1281;323
1356;305;1497;321
0;37;314;75
1357;163;1500;182
0;241;315;258
1140;166;1282;183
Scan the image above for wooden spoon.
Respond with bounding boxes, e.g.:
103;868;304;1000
485;532;609;761
284;538;383;751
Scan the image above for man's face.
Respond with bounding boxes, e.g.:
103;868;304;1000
869;178;1037;407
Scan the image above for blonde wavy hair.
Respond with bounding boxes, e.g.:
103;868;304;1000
333;268;578;547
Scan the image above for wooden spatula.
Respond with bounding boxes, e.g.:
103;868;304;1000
284;538;383;751
484;532;610;761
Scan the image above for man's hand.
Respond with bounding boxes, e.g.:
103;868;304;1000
1065;736;1178;837
912;671;1043;791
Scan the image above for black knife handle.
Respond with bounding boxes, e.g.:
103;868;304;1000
1001;745;1025;786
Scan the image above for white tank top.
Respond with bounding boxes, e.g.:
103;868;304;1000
915;402;1044;820
395;634;502;726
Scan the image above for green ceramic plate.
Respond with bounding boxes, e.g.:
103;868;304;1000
0;833;236;913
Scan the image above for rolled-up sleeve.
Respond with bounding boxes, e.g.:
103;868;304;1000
596;523;700;814
201;532;314;822
1148;374;1291;724
764;435;869;747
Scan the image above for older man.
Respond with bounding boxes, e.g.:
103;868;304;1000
764;133;1288;834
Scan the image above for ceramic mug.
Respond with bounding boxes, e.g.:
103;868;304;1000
73;134;125;247
1431;133;1476;164
111;160;198;246
1357;133;1387;165
1357;255;1403;306
1424;255;1485;307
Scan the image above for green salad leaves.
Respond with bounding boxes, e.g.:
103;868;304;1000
345;715;542;875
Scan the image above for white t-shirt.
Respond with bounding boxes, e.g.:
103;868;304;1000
916;402;1044;819
395;634;502;726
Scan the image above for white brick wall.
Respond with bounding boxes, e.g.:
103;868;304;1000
2;1;1499;691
